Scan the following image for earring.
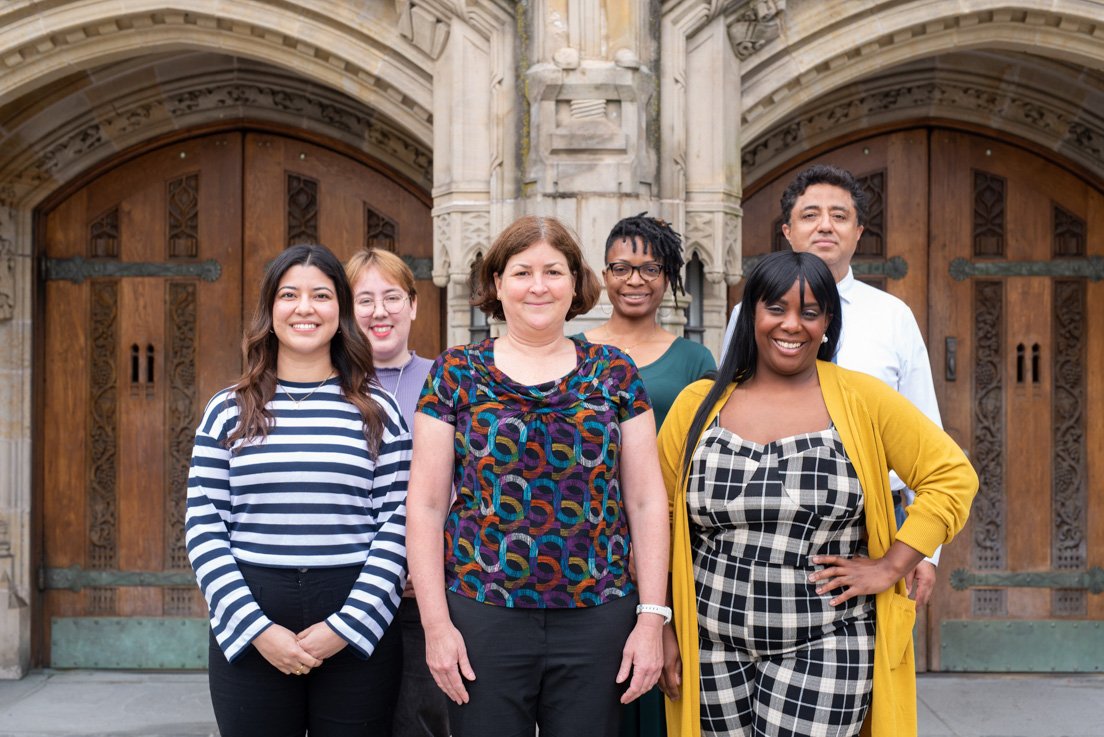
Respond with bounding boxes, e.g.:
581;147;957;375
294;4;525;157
821;335;828;344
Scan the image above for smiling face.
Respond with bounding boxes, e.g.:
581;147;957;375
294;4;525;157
272;263;339;366
753;277;831;378
493;240;575;336
352;266;417;368
603;236;668;320
782;183;864;282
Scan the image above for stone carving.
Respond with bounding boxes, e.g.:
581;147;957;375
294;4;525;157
0;234;13;321
395;0;452;59
167;175;199;259
165;283;197;572
460;211;490;255
365;205;399;252
88;281;119;572
741;81;1104;185
1052;281;1086;573
727;0;786;61
683;212;713;257
971;281;1004;571
287;174;320;247
973;171;1005;257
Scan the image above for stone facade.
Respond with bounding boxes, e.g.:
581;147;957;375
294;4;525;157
0;0;1102;677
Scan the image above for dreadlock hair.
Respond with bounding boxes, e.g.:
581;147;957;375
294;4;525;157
604;212;686;305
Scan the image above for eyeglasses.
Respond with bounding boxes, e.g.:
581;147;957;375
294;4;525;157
606;262;664;281
354;294;409;316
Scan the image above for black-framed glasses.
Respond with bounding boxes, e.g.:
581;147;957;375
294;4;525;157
354;294;409;316
606;262;664;281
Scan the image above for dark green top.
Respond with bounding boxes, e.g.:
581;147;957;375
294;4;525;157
569;334;716;429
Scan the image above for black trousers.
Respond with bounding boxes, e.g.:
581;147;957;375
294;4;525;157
445;591;638;737
208;563;402;737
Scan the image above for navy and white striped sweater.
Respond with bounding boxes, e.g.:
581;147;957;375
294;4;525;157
186;377;410;663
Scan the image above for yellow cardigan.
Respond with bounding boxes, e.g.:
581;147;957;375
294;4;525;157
659;362;978;737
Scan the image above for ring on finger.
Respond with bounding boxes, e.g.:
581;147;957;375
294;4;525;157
295;665;303;676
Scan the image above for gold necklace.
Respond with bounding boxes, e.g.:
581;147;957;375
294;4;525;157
276;375;331;409
602;324;657;355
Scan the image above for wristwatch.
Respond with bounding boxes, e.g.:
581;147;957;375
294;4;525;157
636;603;672;625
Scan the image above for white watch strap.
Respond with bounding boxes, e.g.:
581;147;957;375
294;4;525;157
636;603;672;625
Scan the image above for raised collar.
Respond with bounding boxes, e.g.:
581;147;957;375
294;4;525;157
836;267;856;304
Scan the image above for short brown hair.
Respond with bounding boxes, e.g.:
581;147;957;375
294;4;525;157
345;248;417;299
470;215;601;322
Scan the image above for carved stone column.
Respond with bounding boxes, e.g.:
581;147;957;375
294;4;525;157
412;0;516;347
660;0;781;356
0;187;32;678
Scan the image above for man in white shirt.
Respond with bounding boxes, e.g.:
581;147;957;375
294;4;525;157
721;164;942;606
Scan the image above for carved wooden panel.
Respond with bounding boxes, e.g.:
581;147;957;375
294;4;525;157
89;207;120;259
163;587;202;617
1052;589;1086;618
365;205;398;252
973;170;1006;257
1052;205;1085;258
167;174;199;259
971;281;1004;570
85;588;117;616
88;281;119;571
165;283;197;571
855;169;885;257
287;173;319;247
1052;280;1086;573
771;217;788;253
971;588;1006;618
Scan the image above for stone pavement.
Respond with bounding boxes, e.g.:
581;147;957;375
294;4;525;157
0;670;1100;736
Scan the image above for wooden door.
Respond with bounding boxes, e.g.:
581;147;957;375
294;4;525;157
40;132;244;667
38;130;437;668
242;132;440;359
738;127;1104;673
926;130;1104;673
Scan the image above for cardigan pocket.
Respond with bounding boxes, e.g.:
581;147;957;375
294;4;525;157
885;592;916;669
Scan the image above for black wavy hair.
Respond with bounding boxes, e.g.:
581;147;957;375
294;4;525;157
604;212;686;305
780;164;868;228
681;250;841;477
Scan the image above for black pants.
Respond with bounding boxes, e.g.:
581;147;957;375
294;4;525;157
392;598;451;737
445;591;638;737
208;563;402;737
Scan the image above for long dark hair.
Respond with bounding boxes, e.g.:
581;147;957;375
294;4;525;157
226;244;384;456
681;251;841;476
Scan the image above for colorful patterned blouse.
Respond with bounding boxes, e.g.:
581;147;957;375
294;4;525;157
417;337;651;608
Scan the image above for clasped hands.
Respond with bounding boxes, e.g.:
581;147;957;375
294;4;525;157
253;621;348;676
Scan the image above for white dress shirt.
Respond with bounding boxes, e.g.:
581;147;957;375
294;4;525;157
722;267;944;564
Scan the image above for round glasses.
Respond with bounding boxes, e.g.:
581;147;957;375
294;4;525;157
606;262;664;281
354;294;409;316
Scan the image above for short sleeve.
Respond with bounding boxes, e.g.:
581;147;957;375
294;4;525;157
417;350;460;424
612;350;651;422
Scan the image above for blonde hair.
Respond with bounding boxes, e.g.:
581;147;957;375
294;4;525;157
345;248;417;299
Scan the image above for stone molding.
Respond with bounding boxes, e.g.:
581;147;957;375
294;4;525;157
741;4;1104;144
0;2;434;148
741;69;1104;186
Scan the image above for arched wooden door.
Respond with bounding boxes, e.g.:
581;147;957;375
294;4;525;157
37;130;437;668
739;128;1104;673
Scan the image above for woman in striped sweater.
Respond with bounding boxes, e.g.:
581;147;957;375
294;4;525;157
186;243;411;737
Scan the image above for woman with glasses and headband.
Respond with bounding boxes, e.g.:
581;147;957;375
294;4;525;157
345;248;446;737
574;213;715;737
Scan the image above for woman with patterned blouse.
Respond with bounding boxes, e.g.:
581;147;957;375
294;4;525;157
406;215;672;737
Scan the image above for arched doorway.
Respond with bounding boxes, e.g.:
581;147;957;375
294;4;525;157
738;127;1104;673
35;128;437;668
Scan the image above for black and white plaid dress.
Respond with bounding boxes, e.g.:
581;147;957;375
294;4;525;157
687;420;875;737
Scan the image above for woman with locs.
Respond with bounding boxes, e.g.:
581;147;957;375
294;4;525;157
186;243;410;737
657;251;977;737
406;215;671;737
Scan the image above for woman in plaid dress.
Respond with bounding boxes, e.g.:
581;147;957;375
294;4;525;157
656;251;977;737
